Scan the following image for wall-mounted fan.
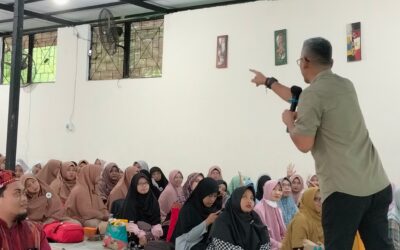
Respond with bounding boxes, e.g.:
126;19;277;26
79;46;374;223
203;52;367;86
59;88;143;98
2;53;36;87
98;8;124;56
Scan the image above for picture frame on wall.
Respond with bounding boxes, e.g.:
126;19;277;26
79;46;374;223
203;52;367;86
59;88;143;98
274;29;287;65
347;22;361;62
216;35;228;68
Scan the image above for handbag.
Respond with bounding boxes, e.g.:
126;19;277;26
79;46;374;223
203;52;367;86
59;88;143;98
43;221;84;243
103;219;129;250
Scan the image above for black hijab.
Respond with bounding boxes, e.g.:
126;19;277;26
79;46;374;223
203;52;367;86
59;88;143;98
140;170;161;199
215;180;228;210
171;177;219;244
120;173;161;225
150;166;169;191
209;186;270;250
256;175;271;201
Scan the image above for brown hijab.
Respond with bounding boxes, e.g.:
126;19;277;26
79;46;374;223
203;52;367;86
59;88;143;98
36;159;62;185
281;187;323;249
107;165;139;209
98;162;121;202
50;161;77;204
20;174;66;223
65;164;108;223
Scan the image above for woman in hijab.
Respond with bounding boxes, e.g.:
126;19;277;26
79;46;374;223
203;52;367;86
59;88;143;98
140;169;162;199
289;174;305;205
158;170;185;222
207;166;223;181
150;166;169;193
65;164;109;228
389;187;400;249
98;162;121;204
15;159;29;178
120;173;163;247
50;161;78;204
254;180;286;250
134;161;149;172
215;180;229;210
36;159;62;185
30;162;42;175
172;178;219;249
278;177;298;226
207;186;271;250
228;173;253;194
256;175;272;203
108;165;139;210
281;187;323;250
306;174;319;188
182;172;204;201
20;174;69;225
0;155;5;170
94;158;106;167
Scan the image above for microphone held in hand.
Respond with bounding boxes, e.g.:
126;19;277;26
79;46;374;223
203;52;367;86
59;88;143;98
286;85;303;132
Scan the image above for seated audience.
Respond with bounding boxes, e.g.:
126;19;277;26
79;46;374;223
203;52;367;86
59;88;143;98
182;172;204;201
158;170;185;222
50;161;78;204
281;187;323;250
207;166;223;181
256;175;272;203
120;173;164;248
15;159;29;178
289;174;305;205
278;177;298;226
150;166;169;193
36;159;62;185
254;180;286;250
207;186;271;250
21;174;69;225
65;164;109;228
215;179;229;209
108;165;139;209
0;170;51;250
306;174;319;188
98;162;121;204
172;178;219;249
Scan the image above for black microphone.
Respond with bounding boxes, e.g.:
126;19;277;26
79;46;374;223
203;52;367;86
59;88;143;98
286;85;303;132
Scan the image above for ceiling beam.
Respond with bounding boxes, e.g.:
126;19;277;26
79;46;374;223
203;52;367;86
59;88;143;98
0;3;75;25
119;0;170;13
0;2;126;24
174;0;256;11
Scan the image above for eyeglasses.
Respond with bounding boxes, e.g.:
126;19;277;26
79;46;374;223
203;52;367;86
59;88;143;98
296;57;310;66
138;182;149;187
314;197;322;202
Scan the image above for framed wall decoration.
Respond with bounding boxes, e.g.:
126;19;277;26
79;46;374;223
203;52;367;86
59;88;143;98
216;35;228;68
274;29;287;65
347;22;361;62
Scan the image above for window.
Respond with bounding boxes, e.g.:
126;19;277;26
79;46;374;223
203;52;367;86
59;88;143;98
1;31;57;85
89;18;163;80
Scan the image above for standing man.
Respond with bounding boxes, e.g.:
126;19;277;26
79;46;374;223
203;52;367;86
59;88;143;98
0;169;51;250
250;37;392;250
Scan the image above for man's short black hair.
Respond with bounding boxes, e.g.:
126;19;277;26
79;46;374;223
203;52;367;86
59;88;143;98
303;37;333;66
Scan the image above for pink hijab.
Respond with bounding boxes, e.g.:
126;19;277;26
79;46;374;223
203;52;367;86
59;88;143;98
207;166;223;180
254;180;286;249
158;170;184;221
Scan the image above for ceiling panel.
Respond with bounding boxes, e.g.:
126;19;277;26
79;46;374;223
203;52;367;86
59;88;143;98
0;0;14;4
146;0;233;8
0;18;56;33
53;4;150;22
0;9;14;19
25;0;120;13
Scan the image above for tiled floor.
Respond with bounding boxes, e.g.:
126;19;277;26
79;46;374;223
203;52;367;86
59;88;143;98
50;240;103;250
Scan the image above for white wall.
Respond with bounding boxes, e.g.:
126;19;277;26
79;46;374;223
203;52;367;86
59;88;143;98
1;0;400;184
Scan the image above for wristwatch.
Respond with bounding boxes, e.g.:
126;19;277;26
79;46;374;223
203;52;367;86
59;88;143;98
265;77;278;89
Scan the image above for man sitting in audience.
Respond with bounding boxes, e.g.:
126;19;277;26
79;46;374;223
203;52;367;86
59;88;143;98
0;169;51;250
